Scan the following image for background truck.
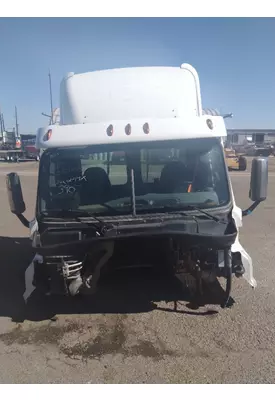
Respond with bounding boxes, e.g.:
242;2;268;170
21;136;40;161
0;111;39;162
0;108;23;161
0;129;23;162
224;147;247;171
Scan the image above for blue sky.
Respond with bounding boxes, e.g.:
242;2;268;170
0;17;274;133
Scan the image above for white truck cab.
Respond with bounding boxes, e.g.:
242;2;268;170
6;64;268;309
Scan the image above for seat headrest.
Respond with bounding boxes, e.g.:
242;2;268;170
84;167;111;186
160;161;188;182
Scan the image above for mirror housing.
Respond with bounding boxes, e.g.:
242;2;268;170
6;173;29;227
242;157;268;217
6;172;26;214
249;157;268;202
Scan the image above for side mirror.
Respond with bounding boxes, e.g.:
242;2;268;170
249;157;268;202
243;157;268;217
6;173;26;214
6;173;29;227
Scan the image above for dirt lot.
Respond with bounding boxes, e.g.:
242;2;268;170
0;158;275;383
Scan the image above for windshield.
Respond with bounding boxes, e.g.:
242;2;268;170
38;138;230;217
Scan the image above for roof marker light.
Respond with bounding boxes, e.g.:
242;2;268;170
43;129;52;141
107;124;113;136
125;124;131;135
143;123;149;134
206;119;214;130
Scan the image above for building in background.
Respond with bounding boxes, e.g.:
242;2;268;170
203;108;275;144
203;108;275;156
227;129;275;146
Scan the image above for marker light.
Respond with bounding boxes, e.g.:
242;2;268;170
206;119;213;130
43;129;52;141
107;124;113;136
143;122;149;134
125;124;131;135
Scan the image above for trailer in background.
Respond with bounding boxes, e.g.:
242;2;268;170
0;149;24;162
0;108;28;162
0;126;23;162
0;134;39;162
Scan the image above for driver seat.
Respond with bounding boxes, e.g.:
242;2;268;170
81;167;111;205
159;161;190;193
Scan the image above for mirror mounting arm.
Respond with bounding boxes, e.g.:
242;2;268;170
16;214;30;228
242;200;261;217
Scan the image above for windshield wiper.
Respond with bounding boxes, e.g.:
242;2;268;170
181;205;226;224
134;205;190;216
41;201;121;217
41;209;100;219
40;209;114;235
138;203;226;224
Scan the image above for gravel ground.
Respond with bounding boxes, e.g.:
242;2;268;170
0;158;274;383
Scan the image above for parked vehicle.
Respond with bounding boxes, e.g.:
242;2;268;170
6;63;268;310
0;129;23;161
0;112;39;162
224;148;247;171
233;141;274;158
22;137;40;161
245;143;273;157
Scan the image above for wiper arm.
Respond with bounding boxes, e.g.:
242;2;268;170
40;209;113;235
41;203;120;217
146;203;225;224
183;205;226;224
41;208;99;219
136;205;189;216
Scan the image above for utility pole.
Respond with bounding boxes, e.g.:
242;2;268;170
15;106;19;136
0;108;2;134
1;112;5;133
48;70;53;125
0;106;4;134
